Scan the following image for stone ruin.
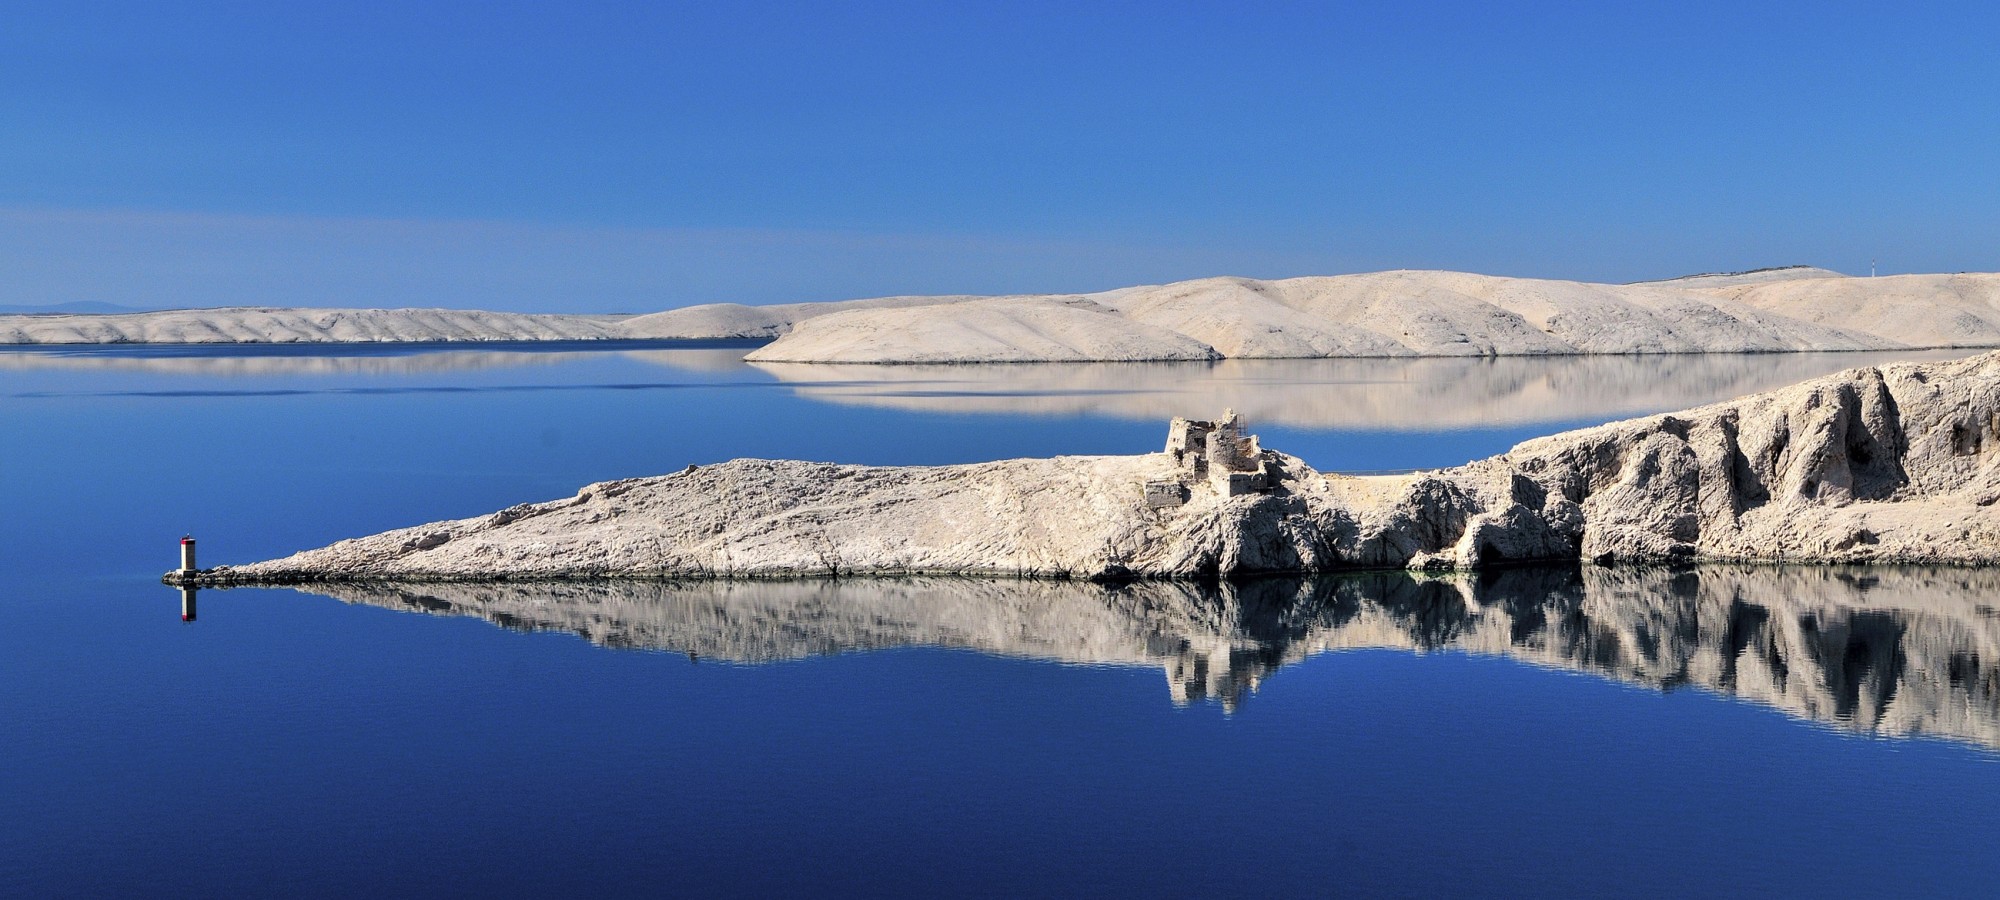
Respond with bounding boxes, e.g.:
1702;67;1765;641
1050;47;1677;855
1144;409;1272;508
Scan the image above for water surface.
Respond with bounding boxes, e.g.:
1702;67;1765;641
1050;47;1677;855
3;343;1995;896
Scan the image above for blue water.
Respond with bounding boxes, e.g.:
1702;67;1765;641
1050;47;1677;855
3;344;1995;897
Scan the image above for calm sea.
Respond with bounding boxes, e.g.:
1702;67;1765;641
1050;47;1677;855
2;342;1994;897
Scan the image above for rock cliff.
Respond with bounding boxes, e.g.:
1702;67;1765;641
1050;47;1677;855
172;351;2000;583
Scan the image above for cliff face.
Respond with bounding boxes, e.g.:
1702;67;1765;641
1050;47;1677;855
178;351;2000;584
1495;349;2000;565
299;565;2000;749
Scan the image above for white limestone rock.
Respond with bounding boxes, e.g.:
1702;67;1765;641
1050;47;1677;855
177;351;2000;583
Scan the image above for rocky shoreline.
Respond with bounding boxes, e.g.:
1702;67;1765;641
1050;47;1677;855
169;350;2000;585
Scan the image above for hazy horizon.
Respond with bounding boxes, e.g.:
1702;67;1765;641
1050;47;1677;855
0;208;1890;315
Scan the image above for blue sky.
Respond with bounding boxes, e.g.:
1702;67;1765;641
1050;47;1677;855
3;1;1995;311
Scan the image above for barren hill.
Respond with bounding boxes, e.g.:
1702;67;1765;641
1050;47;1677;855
744;270;2000;363
9;268;1998;361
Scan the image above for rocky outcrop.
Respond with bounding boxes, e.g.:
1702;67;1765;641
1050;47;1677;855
1496;349;2000;565
293;565;2000;748
171;351;2000;584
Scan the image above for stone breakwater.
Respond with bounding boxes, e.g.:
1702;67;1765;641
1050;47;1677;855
169;351;2000;585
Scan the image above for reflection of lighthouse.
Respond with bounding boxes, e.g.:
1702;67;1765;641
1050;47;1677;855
180;587;198;623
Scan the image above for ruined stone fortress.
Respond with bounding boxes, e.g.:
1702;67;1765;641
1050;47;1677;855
1145;409;1274;509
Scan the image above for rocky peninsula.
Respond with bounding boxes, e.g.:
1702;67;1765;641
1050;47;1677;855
171;350;2000;584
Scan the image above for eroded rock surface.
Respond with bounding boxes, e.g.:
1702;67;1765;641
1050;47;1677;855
175;352;2000;583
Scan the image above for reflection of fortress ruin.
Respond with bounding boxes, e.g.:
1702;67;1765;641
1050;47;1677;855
301;565;2000;749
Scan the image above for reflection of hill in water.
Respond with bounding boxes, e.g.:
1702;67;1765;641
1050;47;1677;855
309;566;2000;749
754;350;1974;430
2;345;1975;430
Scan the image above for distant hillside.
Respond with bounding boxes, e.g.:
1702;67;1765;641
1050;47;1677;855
6;267;2000;360
736;268;2000;363
0;307;628;344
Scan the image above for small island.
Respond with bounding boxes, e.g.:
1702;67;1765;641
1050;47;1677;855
170;350;2000;585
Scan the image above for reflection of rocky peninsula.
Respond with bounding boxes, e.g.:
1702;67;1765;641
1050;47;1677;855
305;565;2000;749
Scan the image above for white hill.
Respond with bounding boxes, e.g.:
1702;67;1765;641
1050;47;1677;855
5;267;1997;361
0;307;626;344
620;294;986;339
734;269;2000;363
742;297;1219;363
1703;272;2000;348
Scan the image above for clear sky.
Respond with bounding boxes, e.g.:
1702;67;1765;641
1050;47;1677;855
3;1;1996;312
